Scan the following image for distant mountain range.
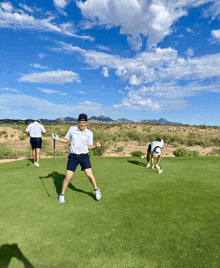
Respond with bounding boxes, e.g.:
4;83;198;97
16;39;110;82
0;116;183;125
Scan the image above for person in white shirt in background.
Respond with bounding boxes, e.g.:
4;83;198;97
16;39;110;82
52;113;102;203
26;119;46;167
146;140;164;169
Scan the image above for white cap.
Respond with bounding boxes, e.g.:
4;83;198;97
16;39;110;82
155;147;161;156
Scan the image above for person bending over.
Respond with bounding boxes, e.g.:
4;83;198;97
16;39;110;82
146;140;164;169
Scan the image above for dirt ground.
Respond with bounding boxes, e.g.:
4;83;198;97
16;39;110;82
0;124;219;163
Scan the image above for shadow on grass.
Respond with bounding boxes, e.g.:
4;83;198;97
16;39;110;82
127;160;146;167
0;243;34;268
27;158;34;164
39;172;96;200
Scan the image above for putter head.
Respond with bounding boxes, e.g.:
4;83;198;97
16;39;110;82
158;168;163;174
141;154;145;159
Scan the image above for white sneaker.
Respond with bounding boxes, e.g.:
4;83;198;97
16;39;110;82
34;162;37;166
95;188;101;201
35;163;40;167
146;164;150;168
156;165;160;170
59;194;65;203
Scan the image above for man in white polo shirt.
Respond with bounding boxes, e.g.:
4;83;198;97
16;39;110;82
52;113;102;203
26;119;46;167
146;140;164;169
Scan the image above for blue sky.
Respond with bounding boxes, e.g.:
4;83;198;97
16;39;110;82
0;0;220;125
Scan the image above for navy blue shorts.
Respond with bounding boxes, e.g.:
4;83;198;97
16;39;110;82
147;144;151;152
30;138;42;149
67;153;91;172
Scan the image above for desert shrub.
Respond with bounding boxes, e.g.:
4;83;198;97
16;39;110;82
126;130;140;141
192;150;200;157
0;130;7;137
41;140;53;156
173;147;200;157
130;150;144;157
143;126;152;132
213;135;220;146
89;142;109;156
114;128;129;142
19;134;26;141
91;128;115;143
0;145;18;159
55;150;63;157
173;142;179;147
117;146;125;152
209;148;220;156
200;124;207;129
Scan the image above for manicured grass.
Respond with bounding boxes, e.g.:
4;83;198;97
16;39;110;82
0;156;220;267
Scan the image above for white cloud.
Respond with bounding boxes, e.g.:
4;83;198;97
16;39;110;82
54;41;220;86
19;70;81;84
76;0;220;50
211;29;220;42
38;53;46;59
0;2;60;32
68;101;103;114
186;27;192;33
19;3;34;13
30;63;48;69
186;48;194;57
76;0;188;50
0;2;94;40
102;67;109;77
0;94;103;118
53;0;70;9
39;88;60;94
113;80;220;112
0;2;13;12
113;89;161;111
38;88;67;95
202;1;220;19
1;93;67;113
0;87;20;93
96;45;110;51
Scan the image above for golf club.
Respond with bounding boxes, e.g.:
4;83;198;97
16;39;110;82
141;154;145;159
52;139;56;189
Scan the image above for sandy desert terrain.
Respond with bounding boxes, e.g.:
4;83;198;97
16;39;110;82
0;124;219;163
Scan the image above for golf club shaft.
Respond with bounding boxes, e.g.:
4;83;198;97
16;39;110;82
53;139;56;189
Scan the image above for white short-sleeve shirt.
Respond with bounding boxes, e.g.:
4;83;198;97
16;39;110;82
150;140;164;155
65;126;93;154
26;122;46;138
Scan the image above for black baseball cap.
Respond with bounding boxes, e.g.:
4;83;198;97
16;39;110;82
78;113;88;122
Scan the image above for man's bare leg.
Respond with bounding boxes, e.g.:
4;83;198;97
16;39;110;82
61;170;74;195
84;168;98;190
32;149;36;162
151;155;154;168
36;148;41;164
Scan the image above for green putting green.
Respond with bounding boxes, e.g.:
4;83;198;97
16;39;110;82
0;156;220;267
